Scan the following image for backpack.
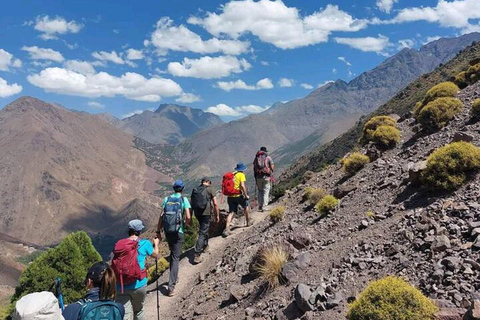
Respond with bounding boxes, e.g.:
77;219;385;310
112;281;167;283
222;172;241;196
254;151;270;177
163;196;183;234
78;300;123;320
111;239;146;293
191;185;208;211
13;291;62;320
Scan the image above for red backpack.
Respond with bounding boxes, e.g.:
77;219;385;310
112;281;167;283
111;238;147;293
254;151;270;177
222;172;241;196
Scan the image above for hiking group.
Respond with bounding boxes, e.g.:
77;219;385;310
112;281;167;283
12;147;274;320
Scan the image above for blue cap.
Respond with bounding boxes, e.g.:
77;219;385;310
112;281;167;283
173;179;185;191
234;162;247;172
128;219;145;232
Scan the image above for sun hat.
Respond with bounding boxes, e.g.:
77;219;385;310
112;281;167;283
234;162;247;172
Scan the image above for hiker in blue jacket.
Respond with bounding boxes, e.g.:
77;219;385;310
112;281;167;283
63;261;125;320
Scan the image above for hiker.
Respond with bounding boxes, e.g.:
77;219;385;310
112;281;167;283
191;177;220;264
253;146;275;212
222;162;251;237
63;261;125;320
113;219;159;320
156;179;191;297
13;291;64;320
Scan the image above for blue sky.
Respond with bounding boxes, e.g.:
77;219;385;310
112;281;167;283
0;0;479;120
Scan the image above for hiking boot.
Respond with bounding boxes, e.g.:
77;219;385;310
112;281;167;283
222;228;232;237
258;206;264;212
193;254;203;264
168;287;176;297
263;205;272;211
246;220;253;227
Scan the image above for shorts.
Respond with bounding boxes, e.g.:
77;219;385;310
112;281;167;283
227;196;248;213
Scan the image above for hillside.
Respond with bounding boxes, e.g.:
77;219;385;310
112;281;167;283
172;33;480;179
119;104;223;145
279;38;480;190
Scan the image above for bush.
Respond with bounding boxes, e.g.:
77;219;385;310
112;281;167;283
362;116;397;142
343;152;370;175
271;186;286;199
315;195;339;215
365;211;375;218
347;276;438;320
417;97;464;131
183;215;199;252
471;99;480;121
254;246;288;288
12;231;101;305
372;125;401;149
454;71;468;89
303;170;315;182
308;188;327;205
412;101;424;118
147;257;169;285
466;63;480;84
422;82;459;105
421;141;480;190
270;206;285;223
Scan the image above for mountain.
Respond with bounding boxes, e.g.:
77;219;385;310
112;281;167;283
0;97;168;246
172;32;480;179
119;104;223;145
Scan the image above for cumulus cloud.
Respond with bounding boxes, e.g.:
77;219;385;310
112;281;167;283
398;38;416;49
376;0;399;13
122;109;148;119
318;80;334;87
188;2;367;49
32;15;83;40
0;49;22;71
301;83;314;89
147;17;250;55
87;101;105;109
22;46;64;62
334;35;392;54
216;78;273;91
27;67;182;102
126;49;144;60
338;56;352;66
64;60;96;75
176;93;202;103
168;56;251;79
0;77;22;98
206;103;269;117
423;35;442;44
278;78;295;87
92;51;125;65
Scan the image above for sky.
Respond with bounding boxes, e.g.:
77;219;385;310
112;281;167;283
0;0;479;120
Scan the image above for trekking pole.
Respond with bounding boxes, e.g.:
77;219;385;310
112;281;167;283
156;257;160;320
54;278;64;311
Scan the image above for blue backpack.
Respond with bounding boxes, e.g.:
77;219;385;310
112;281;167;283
163;196;183;234
78;300;123;320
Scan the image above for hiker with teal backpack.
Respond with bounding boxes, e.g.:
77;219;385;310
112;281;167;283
156;179;191;297
62;261;125;320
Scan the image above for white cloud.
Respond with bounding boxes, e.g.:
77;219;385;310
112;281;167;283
27;67;183;102
260;61;269;66
216;78;273;91
318;80;334;87
338;56;352;66
87;101;105;109
278;78;295;87
332;68;338;74
423;36;442;44
167;55;251;79
0;77;22;98
206;103;269;117
126;49;144;60
92;51;125;65
398;38;416;49
0;49;22;71
148;17;250;55
22;46;64;62
376;0;398;13
301;83;314;89
188;2;367;49
122;109;146;119
175;93;202;103
32;15;83;40
334;35;392;54
64;60;96;75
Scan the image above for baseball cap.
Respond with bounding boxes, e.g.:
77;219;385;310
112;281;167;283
128;219;145;232
86;261;108;282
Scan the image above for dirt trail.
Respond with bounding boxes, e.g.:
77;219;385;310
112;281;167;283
144;210;269;319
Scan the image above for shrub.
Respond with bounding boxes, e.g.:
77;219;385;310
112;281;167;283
302;187;313;202
254;246;288;288
471;99;480;121
343;152;370;175
422;82;459;105
308;188;327;205
315;195;339;215
303;170;315;182
372;125;401;149
417;97;464;131
454;71;468;89
466;63;480;84
270;206;285;223
421;141;480;190
347;276;438;320
183;215;199;252
412;101;424;118
147;257;169;285
271;186;286;199
365;211;375;218
362;116;397;142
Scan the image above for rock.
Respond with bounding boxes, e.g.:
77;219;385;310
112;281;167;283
408;160;428;184
452;132;474;142
326;293;342;309
466;299;480;319
333;184;357;199
229;285;244;302
295;283;315;312
365;143;382;161
245;307;256;317
432;235;451;252
198;272;206;283
465;259;480;271
282;262;300;283
294;252;312;270
288;234;312;250
435;308;467;320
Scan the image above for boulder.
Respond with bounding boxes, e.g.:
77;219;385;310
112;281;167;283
408;160;428;184
295;284;315;312
452;132;474;143
333;184;357;199
432;235;451;252
435;308;467;320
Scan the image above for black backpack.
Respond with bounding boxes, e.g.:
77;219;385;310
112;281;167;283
191;185;208;210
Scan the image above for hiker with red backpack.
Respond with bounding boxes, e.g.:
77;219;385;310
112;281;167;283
113;219;159;320
156;179;191;297
63;261;125;320
253;147;275;212
222;162;251;237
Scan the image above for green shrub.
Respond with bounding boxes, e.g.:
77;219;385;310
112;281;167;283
417;97;464;131
421;141;480;190
183;215;199;252
362;116;397;142
343;152;370;175
254;246;288;289
315;195;339;214
466;63;480;84
308;188;327;205
147;257;169;285
269;206;285;223
412;101;424;118
271;186;286;199
302;187;313;202
471;99;480;121
422;82;459;105
347;276;437;320
454;71;468;89
372;125;401;148
365;211;375;218
12;231;101;305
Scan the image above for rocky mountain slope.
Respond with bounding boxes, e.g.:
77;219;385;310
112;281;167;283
119;104;223;145
151;66;480;320
0;97;166;246
172;33;480;179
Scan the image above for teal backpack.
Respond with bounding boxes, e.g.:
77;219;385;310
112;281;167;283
78;300;123;320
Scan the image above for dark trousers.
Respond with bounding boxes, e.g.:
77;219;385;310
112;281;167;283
194;214;211;255
165;232;183;290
